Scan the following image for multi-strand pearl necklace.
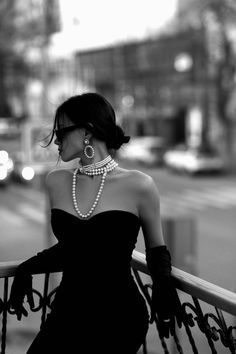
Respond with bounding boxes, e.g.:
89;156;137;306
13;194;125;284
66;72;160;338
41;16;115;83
72;155;118;219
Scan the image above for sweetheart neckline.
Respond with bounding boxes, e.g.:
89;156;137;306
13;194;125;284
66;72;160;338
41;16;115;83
51;208;140;222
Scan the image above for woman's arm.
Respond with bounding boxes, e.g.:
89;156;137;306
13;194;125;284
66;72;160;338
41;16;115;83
136;172;184;338
9;171;64;320
137;173;165;249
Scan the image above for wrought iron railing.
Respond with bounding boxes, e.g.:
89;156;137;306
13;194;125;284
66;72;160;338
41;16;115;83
0;260;60;354
132;251;236;354
0;252;236;354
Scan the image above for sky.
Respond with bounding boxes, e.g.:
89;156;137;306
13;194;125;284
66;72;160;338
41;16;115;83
51;0;178;56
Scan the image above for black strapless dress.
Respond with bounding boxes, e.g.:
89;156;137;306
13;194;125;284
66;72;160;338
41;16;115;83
26;209;149;354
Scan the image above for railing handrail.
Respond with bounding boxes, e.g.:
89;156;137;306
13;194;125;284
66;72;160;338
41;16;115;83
132;250;236;316
0;261;22;278
0;260;62;278
1;251;236;316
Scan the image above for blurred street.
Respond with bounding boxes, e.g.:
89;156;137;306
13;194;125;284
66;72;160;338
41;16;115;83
0;183;48;263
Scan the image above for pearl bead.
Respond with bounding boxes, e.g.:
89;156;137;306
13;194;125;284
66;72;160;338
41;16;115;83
72;157;118;219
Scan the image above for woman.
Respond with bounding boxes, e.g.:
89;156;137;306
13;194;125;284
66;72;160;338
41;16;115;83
9;92;183;353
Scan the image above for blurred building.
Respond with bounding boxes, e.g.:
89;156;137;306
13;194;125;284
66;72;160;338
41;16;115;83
177;0;196;17
176;0;236;163
8;0;62;121
26;55;79;120
74;28;211;147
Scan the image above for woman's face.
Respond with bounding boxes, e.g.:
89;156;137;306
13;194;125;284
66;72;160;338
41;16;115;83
54;116;85;162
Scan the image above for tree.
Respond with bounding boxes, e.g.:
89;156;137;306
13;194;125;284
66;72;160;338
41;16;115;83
0;0;61;118
0;0;17;116
177;0;236;163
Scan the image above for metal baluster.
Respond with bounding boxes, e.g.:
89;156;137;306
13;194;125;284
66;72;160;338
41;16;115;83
40;273;50;327
192;297;218;354
183;318;199;354
172;331;184;354
1;278;9;354
215;307;236;354
132;268;170;354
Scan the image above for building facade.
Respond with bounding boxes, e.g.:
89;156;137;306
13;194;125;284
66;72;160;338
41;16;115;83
75;29;213;147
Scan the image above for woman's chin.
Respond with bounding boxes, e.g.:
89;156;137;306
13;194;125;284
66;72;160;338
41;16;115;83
60;153;78;163
60;156;70;162
59;152;68;162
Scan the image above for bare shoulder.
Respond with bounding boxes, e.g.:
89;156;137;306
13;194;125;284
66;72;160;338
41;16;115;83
113;167;158;196
45;168;72;190
119;168;156;191
121;168;161;213
125;170;164;248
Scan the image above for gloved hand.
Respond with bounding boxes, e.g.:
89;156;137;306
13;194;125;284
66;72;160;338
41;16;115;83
150;275;183;338
9;242;63;320
9;267;34;321
146;245;184;338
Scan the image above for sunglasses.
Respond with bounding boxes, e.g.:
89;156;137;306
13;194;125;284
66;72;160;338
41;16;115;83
54;125;81;142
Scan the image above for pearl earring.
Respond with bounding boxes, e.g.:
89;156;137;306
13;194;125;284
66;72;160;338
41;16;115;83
83;138;95;159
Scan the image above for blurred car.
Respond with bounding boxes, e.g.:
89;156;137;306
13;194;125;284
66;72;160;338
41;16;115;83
0;150;14;186
118;136;165;166
11;151;38;184
163;144;225;175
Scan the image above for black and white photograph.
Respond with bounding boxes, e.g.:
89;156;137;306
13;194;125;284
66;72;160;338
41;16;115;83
0;0;236;353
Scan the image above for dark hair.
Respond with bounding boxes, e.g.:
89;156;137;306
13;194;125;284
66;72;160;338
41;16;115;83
47;92;130;150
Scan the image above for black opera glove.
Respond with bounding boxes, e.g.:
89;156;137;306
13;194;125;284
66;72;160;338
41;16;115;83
9;243;63;321
9;267;34;321
146;245;184;339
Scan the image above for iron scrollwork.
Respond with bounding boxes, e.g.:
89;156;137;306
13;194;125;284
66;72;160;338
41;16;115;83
0;274;60;354
132;267;236;354
1;266;236;354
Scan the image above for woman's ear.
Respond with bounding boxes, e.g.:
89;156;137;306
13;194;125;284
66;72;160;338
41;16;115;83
84;129;92;140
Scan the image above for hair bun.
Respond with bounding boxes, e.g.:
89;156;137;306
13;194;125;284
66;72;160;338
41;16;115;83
107;125;130;150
